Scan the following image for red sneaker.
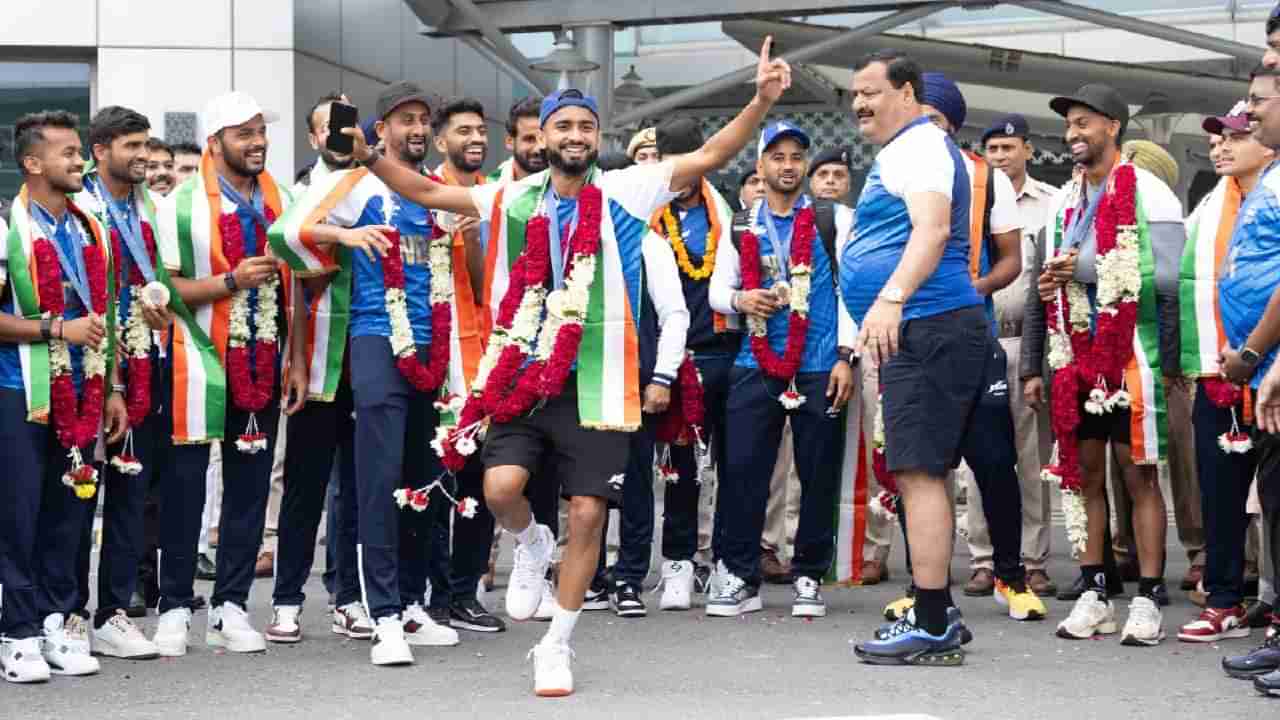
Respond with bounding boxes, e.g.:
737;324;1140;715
1177;606;1250;643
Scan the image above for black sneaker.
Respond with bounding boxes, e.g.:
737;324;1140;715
610;582;647;618
693;564;712;595
450;597;506;633
195;553;217;581
427;605;452;627
1057;574;1127;601
126;591;147;619
1246;601;1275;629
583;579;610;611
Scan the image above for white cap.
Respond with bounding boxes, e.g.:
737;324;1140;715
202;91;279;138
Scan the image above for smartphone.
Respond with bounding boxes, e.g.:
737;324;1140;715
326;102;358;155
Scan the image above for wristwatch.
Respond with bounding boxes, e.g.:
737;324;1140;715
1241;347;1262;367
40;313;53;341
879;285;906;304
224;271;239;293
838;345;859;366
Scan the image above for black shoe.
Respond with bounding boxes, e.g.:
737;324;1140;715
610;582;647;618
195;553;217;581
188;595;207;611
1151;583;1170;608
1057;575;1126;601
450;597;506;633
1246;601;1275;629
427;605;452;627
126;591;148;619
693;564;712;595
583;579;610;611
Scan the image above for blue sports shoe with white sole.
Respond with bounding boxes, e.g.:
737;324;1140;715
855;609;966;666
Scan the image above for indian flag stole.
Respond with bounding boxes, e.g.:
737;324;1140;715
1179;176;1240;378
269;167;369;402
826;377;873;585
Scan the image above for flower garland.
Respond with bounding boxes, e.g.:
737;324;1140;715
868;391;899;521
394;473;479;520
1040;164;1141;555
107;221;158;475
435;185;604;473
739;207;815;407
382;220;453;393
654;356;708;484
33;222;110;500
220;209;279;453
662;206;716;280
1204;378;1253;454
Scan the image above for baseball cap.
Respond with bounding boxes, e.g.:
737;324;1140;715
981;114;1031;145
807;146;852;178
376;81;432;121
656;117;703;157
1049;84;1130;129
202;91;278;137
1202;100;1251;136
757;121;810;158
539;89;600;127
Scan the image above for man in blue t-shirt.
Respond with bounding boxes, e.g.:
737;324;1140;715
842;51;986;667
707;121;857;620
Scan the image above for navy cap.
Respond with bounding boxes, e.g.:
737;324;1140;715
981;114;1030;145
539;89;600;127
1269;2;1280;35
738;168;759;188
757;121;810;158
807;146;852;177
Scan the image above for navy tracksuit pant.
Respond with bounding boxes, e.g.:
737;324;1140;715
0;389;98;638
666;353;734;563
349;336;447;620
158;388;281;613
595;415;659;587
272;368;357;609
422;453;496;607
1193;383;1257;609
717;368;842;584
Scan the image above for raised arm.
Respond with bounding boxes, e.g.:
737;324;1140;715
669;36;792;193
343;130;480;217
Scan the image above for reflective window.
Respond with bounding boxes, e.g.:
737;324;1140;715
0;62;92;207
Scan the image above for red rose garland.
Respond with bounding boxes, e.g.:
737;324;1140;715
108;222;158;429
739;207;815;380
655;356;706;446
380;224;453;393
221;209;279;415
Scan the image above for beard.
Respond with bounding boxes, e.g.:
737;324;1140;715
51;169;84;194
394;135;427;165
764;174;801;196
109;155;146;187
547;145;598;176
514;147;547;175
319;147;354;171
447;143;486;174
225;148;265;177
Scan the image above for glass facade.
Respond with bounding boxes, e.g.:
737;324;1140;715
0;61;92;204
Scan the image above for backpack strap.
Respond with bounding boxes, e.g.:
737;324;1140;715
730;207;752;252
813;199;839;291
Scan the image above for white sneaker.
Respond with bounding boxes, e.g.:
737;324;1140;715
92;610;160;659
265;605;302;644
1056;590;1117;639
207;602;266;653
332;602;374;639
791;576;827;618
370;616;414;666
507;525;554;621
153;607;192;657
1120;596;1165;647
402;604;459;647
533;580;558;621
42;613;100;676
530;642;574;697
0;637;51;683
658;561;695;611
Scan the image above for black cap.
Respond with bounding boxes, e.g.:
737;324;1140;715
807;146;852;178
376;81;432;121
1049;84;1129;129
738;168;759;188
656;117;703;157
981;114;1030;145
1269;2;1280;35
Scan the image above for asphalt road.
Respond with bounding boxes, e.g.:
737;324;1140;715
7;532;1272;720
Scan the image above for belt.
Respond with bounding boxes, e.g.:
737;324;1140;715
997;318;1023;339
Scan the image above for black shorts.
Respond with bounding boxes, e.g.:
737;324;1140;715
1076;402;1132;444
880;305;989;478
481;376;631;505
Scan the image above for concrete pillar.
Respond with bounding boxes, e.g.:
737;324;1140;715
572;23;616;145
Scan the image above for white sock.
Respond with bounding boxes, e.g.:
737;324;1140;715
512;519;540;547
541;606;580;647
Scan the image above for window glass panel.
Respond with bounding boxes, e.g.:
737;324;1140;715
0;61;92;207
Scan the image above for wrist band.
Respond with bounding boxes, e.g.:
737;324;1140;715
40;313;52;341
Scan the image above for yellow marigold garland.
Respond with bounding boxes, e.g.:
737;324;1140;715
663;206;717;280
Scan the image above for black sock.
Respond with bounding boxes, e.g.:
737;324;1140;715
1138;577;1164;601
914;587;950;636
1081;565;1108;599
942;586;956;609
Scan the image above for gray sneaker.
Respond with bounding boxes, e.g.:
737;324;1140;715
705;562;762;617
792;576;826;618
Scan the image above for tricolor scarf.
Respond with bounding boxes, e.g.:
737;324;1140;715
964;150;991;282
435;164;487;394
4;187;117;422
161;151;290;443
1048;172;1167;465
827;376;874;586
269;167;367;402
480;168;642;430
1180;176;1241;378
647;179;739;333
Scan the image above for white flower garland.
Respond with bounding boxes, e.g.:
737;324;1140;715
385;235;453;360
227;277;279;351
123;286;152;360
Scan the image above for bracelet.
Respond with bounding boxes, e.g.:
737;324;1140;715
111;383;127;394
224;272;238;293
731;290;742;313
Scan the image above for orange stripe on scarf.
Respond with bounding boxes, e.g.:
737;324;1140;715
1211;178;1243;353
1126;359;1149;461
298;169;368;270
621;288;641;429
479;186;507;346
965;152;990;282
439;167;487;387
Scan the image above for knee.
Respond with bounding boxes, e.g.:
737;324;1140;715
566;496;606;539
482;467;526;512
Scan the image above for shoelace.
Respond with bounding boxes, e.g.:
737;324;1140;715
527;644;576;663
109;615;147;641
1130;600;1160;626
1068;595;1105;624
715;572;746;601
512;544;547;589
882;614;917;639
795;578;820;600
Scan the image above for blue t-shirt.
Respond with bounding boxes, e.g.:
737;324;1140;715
734;197;838;374
841;117;981;325
1220;162;1280;388
0;202;90;391
347;191;436;343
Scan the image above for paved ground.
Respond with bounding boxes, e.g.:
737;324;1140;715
6;530;1273;720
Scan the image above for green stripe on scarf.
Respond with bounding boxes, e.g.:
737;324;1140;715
4;208;49;413
504;184;541;271
172;173;227;439
175;180;197;280
576;236;608;423
322;250;353;399
1133;196;1167;459
1178;212;1204;377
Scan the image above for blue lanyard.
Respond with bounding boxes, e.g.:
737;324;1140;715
544;186;579;290
1064;176;1110;251
31;200;92;309
756;194;811;271
96;178;156;283
215;175;269;235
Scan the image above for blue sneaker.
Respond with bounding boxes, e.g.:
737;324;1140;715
855;610;966;666
874;607;972;645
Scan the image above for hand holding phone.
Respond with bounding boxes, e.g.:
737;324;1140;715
326;102;359;155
